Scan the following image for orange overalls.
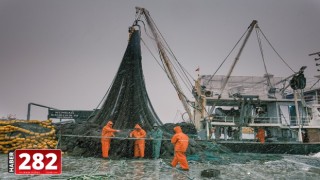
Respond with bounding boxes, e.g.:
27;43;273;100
171;126;189;170
101;121;118;158
256;128;265;144
130;124;146;158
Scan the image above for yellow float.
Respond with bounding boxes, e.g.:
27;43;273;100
0;119;58;154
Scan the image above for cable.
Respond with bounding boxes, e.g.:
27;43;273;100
255;28;271;87
206;28;249;87
142;15;194;94
146;15;195;87
258;28;295;73
141;38;166;72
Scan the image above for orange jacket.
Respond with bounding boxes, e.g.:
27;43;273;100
101;121;118;138
256;128;265;143
130;124;146;144
171;126;189;152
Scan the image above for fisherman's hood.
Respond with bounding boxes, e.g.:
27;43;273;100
134;124;141;129
107;121;113;127
174;126;182;133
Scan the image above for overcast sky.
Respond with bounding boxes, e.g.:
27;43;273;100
1;0;320;123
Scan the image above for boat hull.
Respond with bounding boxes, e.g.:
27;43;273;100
218;141;320;154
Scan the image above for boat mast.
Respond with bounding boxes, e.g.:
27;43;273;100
135;7;194;124
219;20;257;96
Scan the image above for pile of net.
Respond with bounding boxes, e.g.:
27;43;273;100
0;119;58;153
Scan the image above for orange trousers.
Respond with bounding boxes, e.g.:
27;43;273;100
258;137;265;143
256;130;265;144
134;143;145;157
101;139;111;158
171;151;189;170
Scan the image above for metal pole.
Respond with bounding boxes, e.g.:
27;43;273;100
27;103;31;120
206;119;210;140
60;118;62;149
294;90;303;142
27;102;58;120
220;20;257;95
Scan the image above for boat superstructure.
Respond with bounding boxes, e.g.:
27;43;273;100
194;74;320;142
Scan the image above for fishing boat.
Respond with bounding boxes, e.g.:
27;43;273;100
190;21;320;154
193;74;320;154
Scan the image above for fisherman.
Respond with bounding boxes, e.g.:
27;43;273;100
256;127;265;143
130;124;146;158
101;120;120;159
149;123;163;159
171;126;189;171
210;127;216;139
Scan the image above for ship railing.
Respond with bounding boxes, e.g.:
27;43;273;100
211;115;312;127
288;116;311;126
252;116;311;125
211;116;235;123
252;117;280;124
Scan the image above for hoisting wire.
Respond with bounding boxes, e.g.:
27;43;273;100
139;16;196;106
310;79;320;90
139;20;187;95
139;10;209;122
156;44;206;122
145;14;195;85
163;42;195;86
159;51;204;122
136;19;156;41
203;28;250;115
160;53;194;94
255;27;272;88
206;28;250;87
134;9;143;25
156;50;185;92
258;28;295;73
139;15;194;94
142;37;199;117
143;15;195;88
141;38;166;73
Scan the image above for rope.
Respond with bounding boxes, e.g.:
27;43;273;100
144;15;195;87
61;134;216;142
255;28;272;87
62;134;171;141
141;15;194;100
258;28;295;73
141;38;167;74
206;28;249;86
140;19;195;122
309;79;320;90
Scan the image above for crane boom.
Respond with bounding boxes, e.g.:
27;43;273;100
220;20;257;96
135;7;194;123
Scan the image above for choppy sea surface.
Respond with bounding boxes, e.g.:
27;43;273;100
1;152;320;180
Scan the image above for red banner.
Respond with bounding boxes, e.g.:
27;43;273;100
14;149;62;175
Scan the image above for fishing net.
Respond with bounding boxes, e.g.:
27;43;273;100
57;29;230;159
90;29;162;129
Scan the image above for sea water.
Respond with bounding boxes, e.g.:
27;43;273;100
1;152;320;180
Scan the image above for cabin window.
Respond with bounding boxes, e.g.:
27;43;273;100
289;105;297;125
281;129;292;138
